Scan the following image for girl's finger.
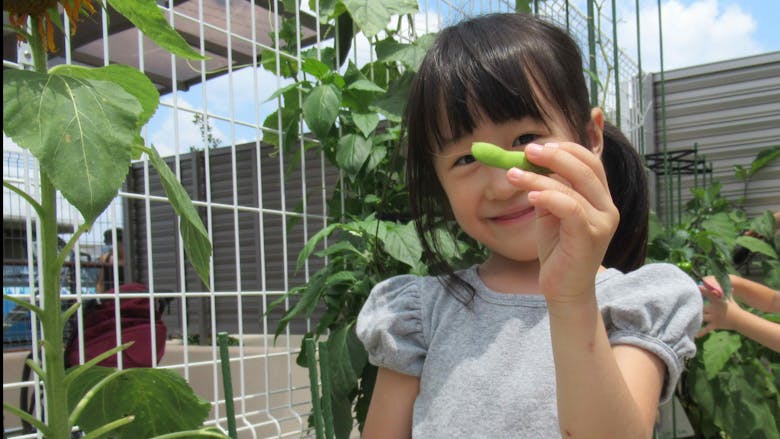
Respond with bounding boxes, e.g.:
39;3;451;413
527;189;614;247
696;324;714;338
523;142;613;212
506;163;597;219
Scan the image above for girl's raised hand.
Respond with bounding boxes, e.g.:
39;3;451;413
506;141;619;304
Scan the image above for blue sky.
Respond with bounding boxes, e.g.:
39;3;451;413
738;0;780;52
608;0;779;72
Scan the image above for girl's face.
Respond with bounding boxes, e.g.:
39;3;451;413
433;110;600;264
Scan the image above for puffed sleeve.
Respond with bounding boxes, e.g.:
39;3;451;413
356;274;427;377
598;263;702;403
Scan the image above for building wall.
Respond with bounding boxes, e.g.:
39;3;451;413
645;51;780;224
125;143;339;339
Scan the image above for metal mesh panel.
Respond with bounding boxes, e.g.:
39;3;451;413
3;1;642;437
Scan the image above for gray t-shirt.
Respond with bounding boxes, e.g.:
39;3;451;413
356;263;702;438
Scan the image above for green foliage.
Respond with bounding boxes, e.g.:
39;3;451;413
67;367;212;438
3;67;143;224
263;2;483;436
681;336;780;438
107;0;207;61
2;4;220;439
647;147;780;437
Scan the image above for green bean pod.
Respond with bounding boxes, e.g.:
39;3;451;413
471;142;551;174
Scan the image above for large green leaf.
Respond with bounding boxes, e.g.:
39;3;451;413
323;325;368;439
378;221;422;268
375;33;436;71
51;64;160;159
748;145;780;177
352;111;380;137
701;212;739;247
325;324;367;397
370;72;413;123
263;106;301;152
303;84;341;139
336;134;372;177
341;0;419;38
364;145;387;174
67;367;212;438
108;0;206;60
3;69;140;224
702;331;742;380
148;146;212;288
735;235;778;259
52;65;159;129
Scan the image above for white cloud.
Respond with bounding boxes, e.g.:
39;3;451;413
617;0;761;72
147;98;229;157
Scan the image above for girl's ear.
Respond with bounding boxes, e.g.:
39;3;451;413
587;107;605;157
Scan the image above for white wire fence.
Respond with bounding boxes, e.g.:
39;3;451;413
2;1;642;437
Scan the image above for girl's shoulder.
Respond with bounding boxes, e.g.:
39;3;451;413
597;263;703;403
596;262;702;322
369;267;475;307
357;272;451;376
597;262;699;297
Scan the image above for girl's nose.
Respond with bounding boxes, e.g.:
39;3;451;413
483;166;519;201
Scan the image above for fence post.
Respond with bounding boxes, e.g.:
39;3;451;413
217;332;237;439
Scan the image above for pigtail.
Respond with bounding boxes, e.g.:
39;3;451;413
601;122;649;272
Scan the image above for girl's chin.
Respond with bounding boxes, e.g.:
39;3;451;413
485;248;539;266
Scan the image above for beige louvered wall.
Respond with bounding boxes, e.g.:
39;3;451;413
645;51;780;224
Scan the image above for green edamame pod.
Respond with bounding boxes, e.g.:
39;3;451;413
471;142;551;174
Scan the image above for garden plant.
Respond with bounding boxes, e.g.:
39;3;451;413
647;147;780;437
2;1;225;438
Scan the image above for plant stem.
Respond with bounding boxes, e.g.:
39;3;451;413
40;170;71;439
29;16;70;439
29;16;48;73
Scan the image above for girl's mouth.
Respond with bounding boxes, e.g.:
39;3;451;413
491;206;535;224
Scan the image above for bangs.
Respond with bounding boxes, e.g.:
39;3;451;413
407;13;591;154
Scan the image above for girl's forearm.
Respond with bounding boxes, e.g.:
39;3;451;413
729;307;780;352
729;275;780;313
547;294;655;438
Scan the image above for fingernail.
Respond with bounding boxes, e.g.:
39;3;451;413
507;168;524;179
527;143;543;153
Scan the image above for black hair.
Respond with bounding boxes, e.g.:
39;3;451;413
602;122;649;271
103;228;123;245
403;13;649;301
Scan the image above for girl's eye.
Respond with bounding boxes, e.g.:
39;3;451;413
454;154;477;166
512;134;538;148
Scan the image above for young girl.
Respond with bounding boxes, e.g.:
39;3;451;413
356;13;702;438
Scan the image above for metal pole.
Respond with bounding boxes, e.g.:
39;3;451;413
695;148;699;191
657;0;672;226
587;0;599;107
677;168;682;224
318;341;335;439
635;0;645;156
304;337;325;439
217;332;237;439
611;0;621;128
